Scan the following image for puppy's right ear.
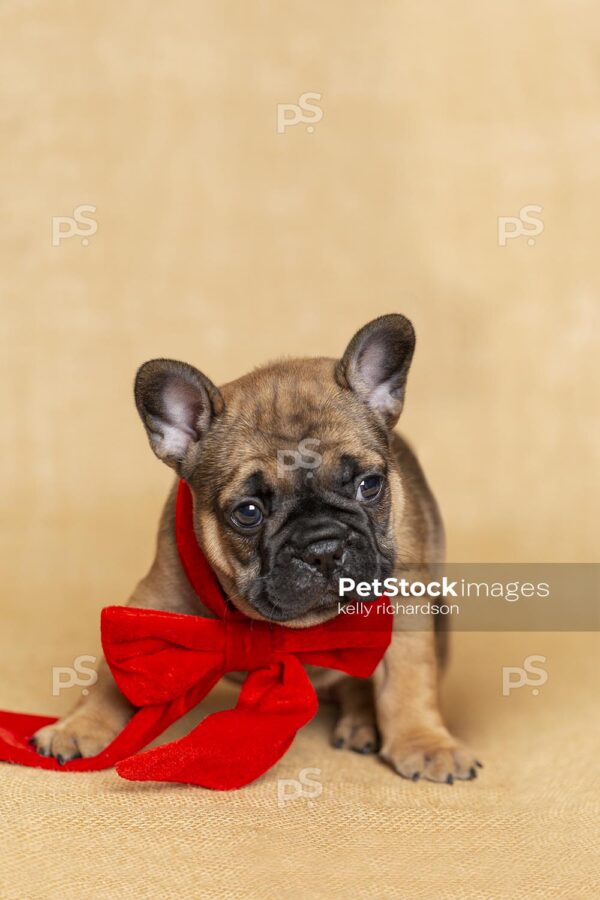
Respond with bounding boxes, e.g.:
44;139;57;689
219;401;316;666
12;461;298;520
134;359;224;474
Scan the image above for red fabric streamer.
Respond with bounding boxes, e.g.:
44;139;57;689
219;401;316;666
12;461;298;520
0;482;392;789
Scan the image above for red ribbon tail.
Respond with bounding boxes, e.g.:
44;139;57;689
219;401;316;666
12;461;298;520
117;656;318;790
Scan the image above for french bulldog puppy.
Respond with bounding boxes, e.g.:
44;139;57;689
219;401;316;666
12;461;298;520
32;315;480;783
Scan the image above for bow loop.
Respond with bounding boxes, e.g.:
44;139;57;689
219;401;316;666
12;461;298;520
101;606;226;707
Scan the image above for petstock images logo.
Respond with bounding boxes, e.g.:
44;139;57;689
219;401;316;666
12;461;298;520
336;564;599;632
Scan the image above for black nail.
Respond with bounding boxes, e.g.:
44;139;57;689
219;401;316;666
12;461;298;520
469;767;477;780
476;760;484;768
27;736;37;747
56;754;65;766
446;774;454;785
411;772;420;782
333;737;345;749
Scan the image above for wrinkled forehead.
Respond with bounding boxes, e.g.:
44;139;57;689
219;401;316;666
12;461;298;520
199;363;389;503
215;422;387;506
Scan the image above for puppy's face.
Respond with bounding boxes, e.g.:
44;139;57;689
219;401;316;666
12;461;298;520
188;364;397;624
135;315;415;626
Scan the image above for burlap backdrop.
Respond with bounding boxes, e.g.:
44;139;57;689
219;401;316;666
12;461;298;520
0;1;598;898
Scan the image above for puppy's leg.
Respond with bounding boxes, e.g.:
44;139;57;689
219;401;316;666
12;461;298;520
31;575;167;762
31;484;205;762
30;576;159;762
375;623;481;784
331;676;379;754
31;659;133;763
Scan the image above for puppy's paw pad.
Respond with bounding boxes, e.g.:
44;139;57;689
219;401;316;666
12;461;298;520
381;734;481;784
31;715;120;762
332;717;379;754
349;724;380;754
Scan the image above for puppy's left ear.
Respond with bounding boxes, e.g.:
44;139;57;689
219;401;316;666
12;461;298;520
336;314;416;428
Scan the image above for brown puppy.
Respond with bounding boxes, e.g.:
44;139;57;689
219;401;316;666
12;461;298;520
33;315;480;783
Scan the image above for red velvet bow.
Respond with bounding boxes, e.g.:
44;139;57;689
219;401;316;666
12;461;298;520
0;482;392;789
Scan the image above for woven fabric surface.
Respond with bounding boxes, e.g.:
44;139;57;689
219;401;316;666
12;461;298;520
1;632;598;899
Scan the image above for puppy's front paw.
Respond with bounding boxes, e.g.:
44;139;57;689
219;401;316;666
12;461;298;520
380;730;482;784
332;713;379;754
30;712;121;764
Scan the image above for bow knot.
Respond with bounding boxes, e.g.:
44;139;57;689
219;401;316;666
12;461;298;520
224;620;278;672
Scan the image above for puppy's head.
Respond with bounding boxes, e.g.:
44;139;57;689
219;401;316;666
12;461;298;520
135;314;415;626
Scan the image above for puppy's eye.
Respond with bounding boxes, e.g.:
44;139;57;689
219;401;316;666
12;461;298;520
231;501;264;530
356;474;384;502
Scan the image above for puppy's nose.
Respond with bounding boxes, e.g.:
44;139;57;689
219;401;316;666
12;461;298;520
299;539;343;578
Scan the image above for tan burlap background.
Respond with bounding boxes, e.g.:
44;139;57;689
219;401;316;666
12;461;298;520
0;1;598;898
